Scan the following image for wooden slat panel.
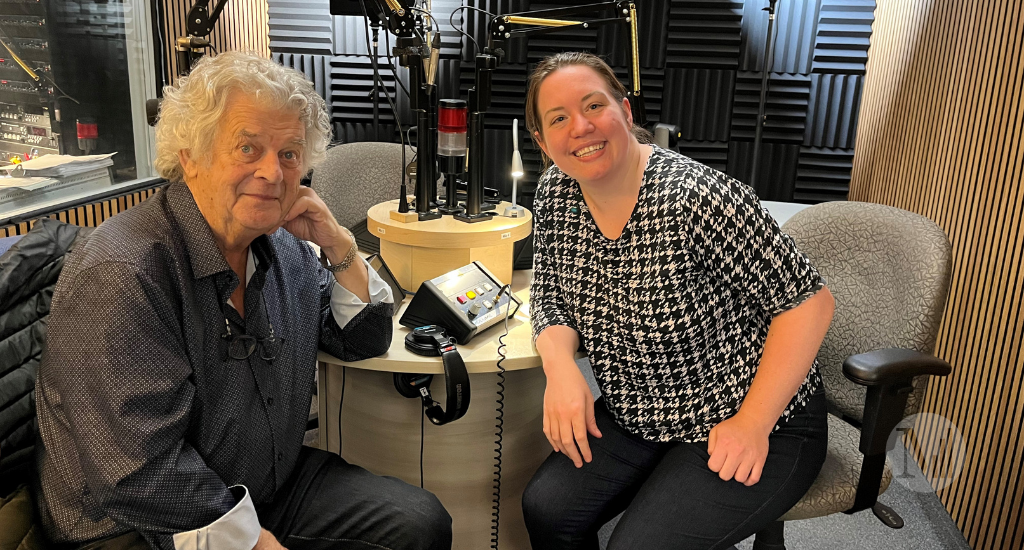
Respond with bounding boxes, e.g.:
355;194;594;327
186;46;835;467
0;189;163;240
161;0;270;84
850;1;1024;548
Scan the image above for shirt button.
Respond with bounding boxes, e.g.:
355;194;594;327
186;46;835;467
266;397;274;406
277;452;284;461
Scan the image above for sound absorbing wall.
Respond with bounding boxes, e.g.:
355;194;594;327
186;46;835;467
267;0;877;212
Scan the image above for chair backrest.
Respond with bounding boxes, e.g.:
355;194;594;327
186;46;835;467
782;201;952;423
0;219;89;497
311;142;415;229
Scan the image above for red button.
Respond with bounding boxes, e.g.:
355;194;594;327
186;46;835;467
457;296;468;304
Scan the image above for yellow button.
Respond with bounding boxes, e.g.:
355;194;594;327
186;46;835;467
466;291;477;299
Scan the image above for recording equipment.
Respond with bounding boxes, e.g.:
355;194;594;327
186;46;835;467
399;262;521;344
394;325;470;425
0;13;60;163
437;99;467;215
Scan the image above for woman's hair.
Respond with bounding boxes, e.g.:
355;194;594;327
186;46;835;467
154;51;332;182
525;51;653;168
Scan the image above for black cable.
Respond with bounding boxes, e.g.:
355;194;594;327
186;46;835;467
491;284;513;550
449;6;495;56
383;31;411;99
420;405;425;489
407;125;417;157
337;365;346;455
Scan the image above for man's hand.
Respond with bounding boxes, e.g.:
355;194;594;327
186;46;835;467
253;528;287;550
706;412;772;486
278;187;351;254
542;360;602;468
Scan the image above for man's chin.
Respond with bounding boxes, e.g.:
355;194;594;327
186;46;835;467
235;210;284;236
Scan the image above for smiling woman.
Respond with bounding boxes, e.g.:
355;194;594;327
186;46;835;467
521;52;836;550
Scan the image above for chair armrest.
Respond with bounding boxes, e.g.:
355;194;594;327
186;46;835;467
843;348;952;514
843;348;952;386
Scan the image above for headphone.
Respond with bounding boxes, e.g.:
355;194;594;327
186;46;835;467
394;325;470;425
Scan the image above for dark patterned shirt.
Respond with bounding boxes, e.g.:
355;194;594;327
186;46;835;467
530;146;824;443
34;182;393;548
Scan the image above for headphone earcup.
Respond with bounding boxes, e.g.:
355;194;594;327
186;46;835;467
394;372;433;399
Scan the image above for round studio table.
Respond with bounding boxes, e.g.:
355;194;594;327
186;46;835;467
317;269;551;550
365;199;533;292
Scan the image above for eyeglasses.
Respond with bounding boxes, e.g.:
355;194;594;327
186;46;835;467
222;317;284;361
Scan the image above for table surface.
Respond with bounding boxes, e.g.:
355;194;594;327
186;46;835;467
366;199;533;248
318;269;540;374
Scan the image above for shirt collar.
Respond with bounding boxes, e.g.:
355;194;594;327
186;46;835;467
166;181;278;282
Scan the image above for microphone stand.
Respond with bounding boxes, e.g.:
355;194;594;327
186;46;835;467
370;19;381;141
749;0;778;191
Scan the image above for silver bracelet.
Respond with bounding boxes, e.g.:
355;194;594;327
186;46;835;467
319;228;359;273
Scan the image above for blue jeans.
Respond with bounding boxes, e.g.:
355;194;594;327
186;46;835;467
522;390;828;550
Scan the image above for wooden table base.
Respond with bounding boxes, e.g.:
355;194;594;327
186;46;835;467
319;364;550;550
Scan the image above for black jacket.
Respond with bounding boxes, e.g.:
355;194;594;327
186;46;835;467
0;219;91;498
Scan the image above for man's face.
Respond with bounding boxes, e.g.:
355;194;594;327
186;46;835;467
181;91;307;241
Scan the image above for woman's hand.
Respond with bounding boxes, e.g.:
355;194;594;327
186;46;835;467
542;360;602;468
707;412;773;486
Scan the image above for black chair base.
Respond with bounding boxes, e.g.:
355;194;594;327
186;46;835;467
873;501;905;529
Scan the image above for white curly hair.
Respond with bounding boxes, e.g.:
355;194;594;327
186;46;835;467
154;51;332;182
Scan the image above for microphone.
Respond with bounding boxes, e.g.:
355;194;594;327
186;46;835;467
424;33;441;94
505;119;525;218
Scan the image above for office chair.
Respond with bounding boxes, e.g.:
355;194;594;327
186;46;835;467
310;141;415;253
753;201;954;550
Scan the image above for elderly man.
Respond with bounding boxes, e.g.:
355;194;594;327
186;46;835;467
33;52;451;550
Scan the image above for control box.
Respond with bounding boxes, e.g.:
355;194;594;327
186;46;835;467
399;262;521;344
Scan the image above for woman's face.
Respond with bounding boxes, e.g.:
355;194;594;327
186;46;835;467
534;65;634;185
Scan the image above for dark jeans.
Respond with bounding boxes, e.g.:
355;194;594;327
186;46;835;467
522;390;828;550
78;446;452;550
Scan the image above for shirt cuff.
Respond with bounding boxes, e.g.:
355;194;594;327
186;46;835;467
330;257;395;329
171;486;260;550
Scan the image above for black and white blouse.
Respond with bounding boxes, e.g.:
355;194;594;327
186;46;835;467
530;146;825;443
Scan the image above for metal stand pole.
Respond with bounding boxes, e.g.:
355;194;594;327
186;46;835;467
750;0;778;191
370;22;380;141
455;54;497;223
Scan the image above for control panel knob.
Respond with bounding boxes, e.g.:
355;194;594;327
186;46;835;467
468;303;482;317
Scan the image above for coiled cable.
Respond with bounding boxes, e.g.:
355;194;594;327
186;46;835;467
491;284;514;549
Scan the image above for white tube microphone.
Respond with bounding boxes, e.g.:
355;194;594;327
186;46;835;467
506;119;525;218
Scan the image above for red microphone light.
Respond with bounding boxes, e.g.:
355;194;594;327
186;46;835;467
438;99;467;135
437;99;468;167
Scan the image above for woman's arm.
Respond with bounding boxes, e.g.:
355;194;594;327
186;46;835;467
536;326;602;468
707;286;834;485
529;173;602;468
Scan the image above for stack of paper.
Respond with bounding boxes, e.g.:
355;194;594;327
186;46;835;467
2;153;115;178
0;153;116;206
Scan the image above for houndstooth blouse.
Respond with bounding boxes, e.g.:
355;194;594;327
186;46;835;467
530;146;825;443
